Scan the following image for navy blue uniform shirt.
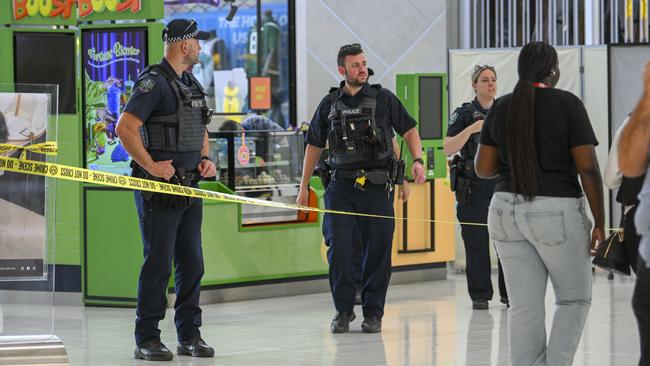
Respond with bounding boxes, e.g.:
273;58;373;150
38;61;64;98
123;58;202;171
446;97;489;159
447;97;496;186
306;82;416;168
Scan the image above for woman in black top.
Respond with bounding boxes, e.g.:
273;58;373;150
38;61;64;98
475;42;605;366
444;65;507;310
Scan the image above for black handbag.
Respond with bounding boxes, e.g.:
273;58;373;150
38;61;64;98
592;224;631;276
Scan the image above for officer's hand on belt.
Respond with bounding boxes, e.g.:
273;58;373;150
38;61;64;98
146;160;175;181
412;159;426;184
197;158;216;178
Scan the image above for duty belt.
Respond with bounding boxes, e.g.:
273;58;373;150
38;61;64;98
332;168;393;193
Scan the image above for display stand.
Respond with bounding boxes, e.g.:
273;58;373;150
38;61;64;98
0;82;67;364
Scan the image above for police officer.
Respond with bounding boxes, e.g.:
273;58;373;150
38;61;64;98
116;18;216;361
297;43;425;333
444;64;507;310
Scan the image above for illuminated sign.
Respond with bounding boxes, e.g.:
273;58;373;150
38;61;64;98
78;0;141;17
12;0;142;21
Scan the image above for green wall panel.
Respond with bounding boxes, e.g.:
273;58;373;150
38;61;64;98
84;187;327;304
396;73;448;180
54;114;83;265
0;29;12;84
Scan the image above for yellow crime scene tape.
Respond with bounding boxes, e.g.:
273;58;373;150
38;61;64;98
0;154;469;226
0;143;621;231
0;142;59;159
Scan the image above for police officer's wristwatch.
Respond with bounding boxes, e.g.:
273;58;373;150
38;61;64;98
413;158;424;165
201;155;213;162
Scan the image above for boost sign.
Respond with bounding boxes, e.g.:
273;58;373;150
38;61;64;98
12;0;141;20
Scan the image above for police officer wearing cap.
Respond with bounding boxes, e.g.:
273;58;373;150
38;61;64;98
444;64;508;310
297;43;425;334
116;18;216;361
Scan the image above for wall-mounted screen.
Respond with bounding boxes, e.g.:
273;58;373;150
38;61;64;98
13;32;76;114
418;76;443;140
82;27;148;176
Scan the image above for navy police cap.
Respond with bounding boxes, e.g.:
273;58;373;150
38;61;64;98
162;18;210;42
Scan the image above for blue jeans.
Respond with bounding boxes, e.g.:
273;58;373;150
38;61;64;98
488;192;592;366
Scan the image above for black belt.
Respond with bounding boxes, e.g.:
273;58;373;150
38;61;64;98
174;168;201;187
332;168;390;185
132;163;200;187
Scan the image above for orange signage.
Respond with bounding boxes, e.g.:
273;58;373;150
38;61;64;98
12;0;141;21
249;77;272;110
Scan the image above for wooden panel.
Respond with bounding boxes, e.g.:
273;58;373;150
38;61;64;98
392;179;456;267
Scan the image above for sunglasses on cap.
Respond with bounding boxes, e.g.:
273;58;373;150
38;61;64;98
339;43;362;52
472;64;496;81
182;19;198;33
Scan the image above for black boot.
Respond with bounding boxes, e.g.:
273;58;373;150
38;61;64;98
331;311;356;333
361;316;382;333
472;299;489;310
177;336;215;358
134;339;173;361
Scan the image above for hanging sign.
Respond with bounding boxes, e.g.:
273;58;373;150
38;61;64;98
249;77;272;110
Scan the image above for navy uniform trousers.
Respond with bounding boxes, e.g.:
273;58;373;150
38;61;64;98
134;191;205;346
323;178;395;318
456;180;507;301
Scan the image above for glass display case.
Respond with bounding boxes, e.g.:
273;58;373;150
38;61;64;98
208;130;306;226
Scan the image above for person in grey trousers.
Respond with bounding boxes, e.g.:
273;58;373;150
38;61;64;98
474;41;606;366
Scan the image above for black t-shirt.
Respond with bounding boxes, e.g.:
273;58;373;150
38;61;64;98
122;58;202;171
306;82;416;169
480;87;598;198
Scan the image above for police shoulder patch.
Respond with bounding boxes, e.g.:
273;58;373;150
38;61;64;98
449;111;458;126
138;79;155;93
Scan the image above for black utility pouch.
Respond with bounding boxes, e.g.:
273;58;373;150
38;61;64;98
449;155;461;192
394;159;405;185
316;161;332;189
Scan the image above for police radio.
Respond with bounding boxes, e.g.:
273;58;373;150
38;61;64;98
202;107;214;125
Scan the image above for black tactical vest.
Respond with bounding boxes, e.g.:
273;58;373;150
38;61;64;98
326;85;392;168
459;101;484;160
138;65;209;152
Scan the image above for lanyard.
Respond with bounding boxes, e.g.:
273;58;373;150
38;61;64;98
532;82;550;88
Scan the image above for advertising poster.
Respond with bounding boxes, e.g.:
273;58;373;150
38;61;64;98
83;28;148;176
165;2;290;126
0;92;49;278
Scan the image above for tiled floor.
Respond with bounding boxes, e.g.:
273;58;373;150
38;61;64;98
4;273;643;365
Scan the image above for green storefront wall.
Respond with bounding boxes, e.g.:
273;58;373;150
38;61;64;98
84;180;327;306
2;1;331;305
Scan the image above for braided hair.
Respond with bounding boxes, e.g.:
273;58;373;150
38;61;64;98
506;41;558;200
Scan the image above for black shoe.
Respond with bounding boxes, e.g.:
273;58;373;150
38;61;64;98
354;290;362;305
177;336;214;358
500;296;510;308
472;299;489;310
331;311;355;333
134;339;173;361
361;316;382;333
